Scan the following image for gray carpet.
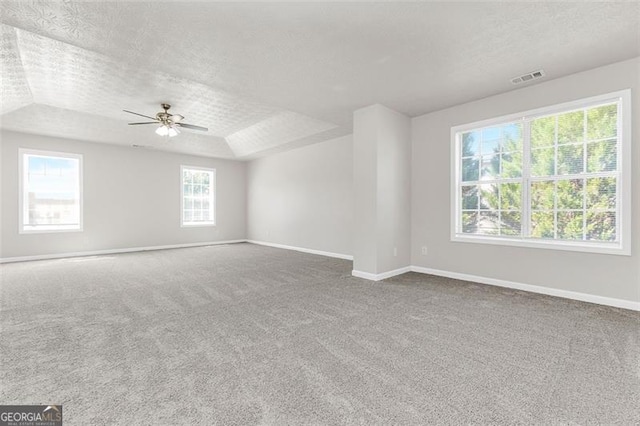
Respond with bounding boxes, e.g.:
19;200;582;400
1;243;638;425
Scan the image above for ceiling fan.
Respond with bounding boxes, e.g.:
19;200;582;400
124;103;208;137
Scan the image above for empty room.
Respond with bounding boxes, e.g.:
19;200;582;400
1;1;639;424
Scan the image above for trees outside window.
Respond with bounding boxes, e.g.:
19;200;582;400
453;90;629;255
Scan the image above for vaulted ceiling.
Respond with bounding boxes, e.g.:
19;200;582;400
1;1;639;159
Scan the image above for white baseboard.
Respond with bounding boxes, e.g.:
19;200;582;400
247;240;353;260
410;266;640;312
3;240;635;311
352;266;411;281
0;240;247;264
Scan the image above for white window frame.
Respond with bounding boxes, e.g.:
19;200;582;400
451;89;631;256
19;148;84;234
180;165;216;227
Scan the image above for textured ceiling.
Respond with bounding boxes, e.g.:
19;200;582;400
0;21;344;158
1;1;639;159
0;24;32;115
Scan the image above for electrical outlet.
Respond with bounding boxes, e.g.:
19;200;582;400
393;247;397;257
421;246;428;255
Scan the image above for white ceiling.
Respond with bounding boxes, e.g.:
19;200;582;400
1;1;639;159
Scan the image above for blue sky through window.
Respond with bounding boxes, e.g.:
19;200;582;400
27;155;79;200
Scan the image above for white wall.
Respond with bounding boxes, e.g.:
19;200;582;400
376;106;411;273
2;59;637;306
411;57;640;303
247;135;353;257
0;131;247;259
353;104;411;275
353;106;381;271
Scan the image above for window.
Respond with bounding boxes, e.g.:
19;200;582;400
20;149;83;233
452;90;630;255
181;166;215;226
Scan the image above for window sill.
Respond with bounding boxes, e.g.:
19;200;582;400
181;222;216;228
20;226;83;234
451;234;629;256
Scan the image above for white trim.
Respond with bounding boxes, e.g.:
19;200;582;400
450;126;459;245
410;266;639;312
181;222;216;228
451;90;630;132
247;240;353;260
451;234;627;255
522;119;532;238
352;266;412;281
19;148;84;234
3;239;636;311
618;89;632;256
351;270;379;280
0;240;246;264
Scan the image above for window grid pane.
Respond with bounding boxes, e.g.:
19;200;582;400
457;99;620;246
460;123;524;238
182;167;215;225
23;152;82;231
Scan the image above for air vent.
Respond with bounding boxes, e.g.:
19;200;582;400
511;69;545;85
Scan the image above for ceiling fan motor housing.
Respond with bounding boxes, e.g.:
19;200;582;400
157;104;173;124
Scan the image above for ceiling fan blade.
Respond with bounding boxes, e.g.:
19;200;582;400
123;110;157;120
171;114;184;122
177;123;208;132
128;122;158;125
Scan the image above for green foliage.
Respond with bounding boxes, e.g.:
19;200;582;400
586;212;616;241
481;155;500;179
461;185;478;209
527;177;617;241
587;140;616;172
587;104;617;140
480;184;499;210
586;177;616;210
531;116;555;148
557;144;583;175
531;211;554;238
557;111;584;144
531;147;555;176
557;211;583;240
460;123;524;236
460;105;617;242
500;212;521;235
531;181;554;210
556;179;582;209
501;151;522;178
462;157;480;182
503;124;523;151
462;132;480;157
500;183;521;210
462;212;477;233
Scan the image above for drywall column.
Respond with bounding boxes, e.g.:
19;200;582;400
353;104;411;279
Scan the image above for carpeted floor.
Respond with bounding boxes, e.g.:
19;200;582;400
1;243;638;425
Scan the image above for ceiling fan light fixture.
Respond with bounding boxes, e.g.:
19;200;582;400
155;125;169;136
125;104;208;136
